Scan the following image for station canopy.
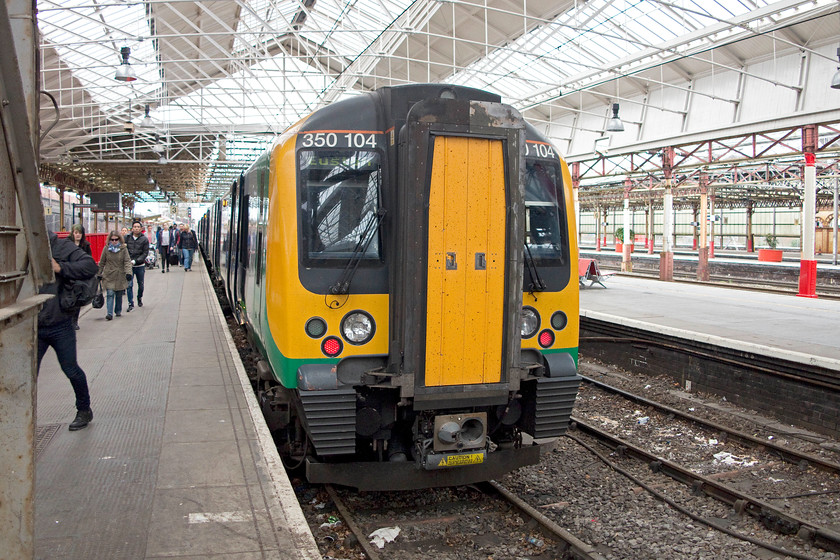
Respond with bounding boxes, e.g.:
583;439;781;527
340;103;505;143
36;0;840;206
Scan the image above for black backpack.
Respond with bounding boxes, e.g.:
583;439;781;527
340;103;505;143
58;275;99;311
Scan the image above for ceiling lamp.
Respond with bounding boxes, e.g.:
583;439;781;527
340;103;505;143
832;48;840;90
114;47;138;82
140;104;154;127
146;171;155;185
606;103;625;132
151;133;166;154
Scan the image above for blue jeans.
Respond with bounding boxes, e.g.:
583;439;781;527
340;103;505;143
182;248;195;270
106;289;124;316
37;320;91;411
126;264;145;304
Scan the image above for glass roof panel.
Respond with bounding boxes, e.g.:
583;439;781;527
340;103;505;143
38;1;160;109
448;0;806;104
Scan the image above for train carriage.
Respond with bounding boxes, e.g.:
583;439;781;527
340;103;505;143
200;84;580;490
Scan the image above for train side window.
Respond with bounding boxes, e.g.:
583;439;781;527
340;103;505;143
299;149;382;263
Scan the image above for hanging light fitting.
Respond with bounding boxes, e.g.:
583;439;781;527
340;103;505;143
114;47;138;82
606;103;625;132
140;104;154;127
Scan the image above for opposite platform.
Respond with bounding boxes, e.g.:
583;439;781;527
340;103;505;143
35;253;320;559
580;275;840;370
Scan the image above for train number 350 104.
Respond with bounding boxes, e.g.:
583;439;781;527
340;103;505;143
301;132;378;149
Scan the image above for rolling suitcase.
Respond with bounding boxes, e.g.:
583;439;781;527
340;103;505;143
168;252;179;266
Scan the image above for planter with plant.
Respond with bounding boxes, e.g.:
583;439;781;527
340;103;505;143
614;227;635;252
758;234;783;262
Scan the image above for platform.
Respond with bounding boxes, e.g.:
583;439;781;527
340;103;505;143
580;274;840;370
35;255;320;559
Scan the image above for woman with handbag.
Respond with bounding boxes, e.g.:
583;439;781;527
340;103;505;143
97;231;132;320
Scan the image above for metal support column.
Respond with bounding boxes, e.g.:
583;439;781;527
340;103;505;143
833;176;838;266
698;174;710;281
660;147;674;281
595;207;601;252
621;179;632;272
798;125;818;298
1;1;54;558
798;152;818;298
572;162;581;248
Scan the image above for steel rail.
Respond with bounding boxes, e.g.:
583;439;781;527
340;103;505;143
485;480;608;560
580;374;840;475
323;484;384;560
570;417;840;554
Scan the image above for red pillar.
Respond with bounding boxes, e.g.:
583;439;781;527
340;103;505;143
798;148;818;298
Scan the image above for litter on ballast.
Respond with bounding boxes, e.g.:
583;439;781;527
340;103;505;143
369;526;401;549
713;451;757;467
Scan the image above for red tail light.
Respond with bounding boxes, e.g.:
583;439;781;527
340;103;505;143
538;329;555;348
322;336;343;357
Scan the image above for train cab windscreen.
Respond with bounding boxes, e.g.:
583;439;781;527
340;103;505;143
524;160;567;265
299;150;382;264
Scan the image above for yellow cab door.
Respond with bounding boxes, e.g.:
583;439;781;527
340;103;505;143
424;136;506;386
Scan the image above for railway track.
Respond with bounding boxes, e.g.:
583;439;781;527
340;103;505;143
299;481;606;560
571;367;840;556
568;418;840;557
580;374;840;475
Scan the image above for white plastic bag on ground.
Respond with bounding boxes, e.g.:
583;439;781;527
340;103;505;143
369;526;400;549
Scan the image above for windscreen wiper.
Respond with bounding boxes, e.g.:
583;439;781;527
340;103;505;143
524;242;546;293
329;208;386;295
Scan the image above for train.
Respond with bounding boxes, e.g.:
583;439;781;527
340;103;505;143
198;84;580;491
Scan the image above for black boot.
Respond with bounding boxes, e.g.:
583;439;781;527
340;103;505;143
137;297;143;308
69;409;93;431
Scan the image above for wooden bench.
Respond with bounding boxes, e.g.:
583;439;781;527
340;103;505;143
578;258;613;288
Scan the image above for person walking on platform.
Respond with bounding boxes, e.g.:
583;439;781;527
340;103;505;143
97;231;132;320
38;231;98;431
158;223;172;273
124;219;149;310
69;223;91;330
178;224;198;271
174;223;183;266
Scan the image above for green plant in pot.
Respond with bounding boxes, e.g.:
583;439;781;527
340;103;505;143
614;227;635;243
765;233;778;249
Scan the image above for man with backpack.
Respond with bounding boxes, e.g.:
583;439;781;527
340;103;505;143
38;231;99;431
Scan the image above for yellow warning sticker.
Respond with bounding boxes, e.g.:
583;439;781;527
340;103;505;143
437;453;485;467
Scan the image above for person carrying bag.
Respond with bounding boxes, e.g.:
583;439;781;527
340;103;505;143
97;231;133;320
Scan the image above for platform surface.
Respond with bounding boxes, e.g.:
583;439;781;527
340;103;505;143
35;255;319;559
580;274;840;367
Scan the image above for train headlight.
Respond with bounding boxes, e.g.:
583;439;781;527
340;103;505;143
341;311;375;345
520;306;540;338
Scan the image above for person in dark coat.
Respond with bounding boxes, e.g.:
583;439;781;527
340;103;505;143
69;223;92;330
97;231;132;320
124;219;149;310
177;224;198;271
38;231;98;431
158;223;173;272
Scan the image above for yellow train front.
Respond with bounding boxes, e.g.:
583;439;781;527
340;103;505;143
199;84;580;491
